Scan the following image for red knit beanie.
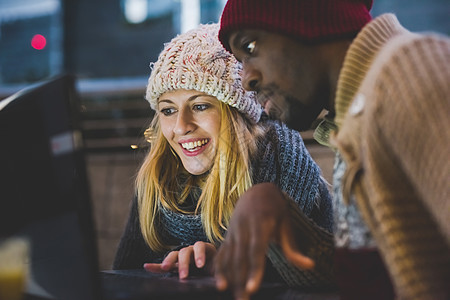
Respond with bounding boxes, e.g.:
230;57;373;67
219;0;373;51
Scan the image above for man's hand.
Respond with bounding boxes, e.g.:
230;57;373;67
144;241;216;279
214;182;314;300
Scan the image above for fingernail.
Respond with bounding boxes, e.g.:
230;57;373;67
215;278;226;290
196;258;204;267
246;279;256;292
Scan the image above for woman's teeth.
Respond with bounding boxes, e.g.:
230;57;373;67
181;139;208;151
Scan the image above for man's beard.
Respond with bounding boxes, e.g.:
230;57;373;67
257;87;323;132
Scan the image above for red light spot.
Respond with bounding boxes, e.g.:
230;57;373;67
31;34;46;50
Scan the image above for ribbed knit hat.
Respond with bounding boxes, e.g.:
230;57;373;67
146;23;261;123
219;0;373;51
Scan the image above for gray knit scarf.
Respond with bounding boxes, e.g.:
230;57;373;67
158;118;332;248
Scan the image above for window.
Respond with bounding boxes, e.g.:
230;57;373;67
122;0;226;33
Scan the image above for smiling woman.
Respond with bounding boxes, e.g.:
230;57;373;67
135;23;262;251
112;23;334;290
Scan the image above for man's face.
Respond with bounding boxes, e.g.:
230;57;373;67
228;29;330;131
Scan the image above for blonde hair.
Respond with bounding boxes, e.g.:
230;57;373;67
136;101;263;252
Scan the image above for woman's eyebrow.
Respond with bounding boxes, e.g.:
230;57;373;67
187;94;203;102
157;99;173;105
157;94;211;105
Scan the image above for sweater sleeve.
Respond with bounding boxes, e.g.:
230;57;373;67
275;121;333;232
267;195;335;288
369;34;450;245
255;120;333;232
112;196;163;269
334;33;450;299
254;120;335;288
357;34;450;299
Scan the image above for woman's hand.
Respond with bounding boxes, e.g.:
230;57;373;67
143;241;217;279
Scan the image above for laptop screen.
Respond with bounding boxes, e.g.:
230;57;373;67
0;75;100;300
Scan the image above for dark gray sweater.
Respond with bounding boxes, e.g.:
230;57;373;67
112;118;333;286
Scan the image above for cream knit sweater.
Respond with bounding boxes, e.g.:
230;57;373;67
330;14;450;300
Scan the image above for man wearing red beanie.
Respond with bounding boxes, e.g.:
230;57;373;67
214;1;450;300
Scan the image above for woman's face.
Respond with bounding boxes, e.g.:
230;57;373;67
158;89;222;175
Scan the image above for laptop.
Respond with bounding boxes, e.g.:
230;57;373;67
0;75;334;300
0;75;101;300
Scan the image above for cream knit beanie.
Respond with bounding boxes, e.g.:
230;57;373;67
146;23;261;123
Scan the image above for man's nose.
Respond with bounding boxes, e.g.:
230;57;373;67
241;64;261;91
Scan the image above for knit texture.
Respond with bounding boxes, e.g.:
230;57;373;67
113;118;334;287
266;194;335;288
331;14;450;300
158;118;334;246
219;0;372;52
324;15;410;251
146;23;261;123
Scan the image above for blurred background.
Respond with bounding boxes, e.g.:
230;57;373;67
0;0;448;270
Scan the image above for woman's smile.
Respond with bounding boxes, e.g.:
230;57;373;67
179;138;210;156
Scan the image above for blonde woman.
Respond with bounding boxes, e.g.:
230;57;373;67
113;24;333;285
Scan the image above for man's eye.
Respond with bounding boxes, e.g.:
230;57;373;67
160;108;176;116
244;41;256;54
193;104;209;111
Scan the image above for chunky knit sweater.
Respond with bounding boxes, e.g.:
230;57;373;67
113;118;334;286
316;14;450;300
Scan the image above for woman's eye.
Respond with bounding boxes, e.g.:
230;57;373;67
160;108;176;116
244;40;256;54
193;104;209;111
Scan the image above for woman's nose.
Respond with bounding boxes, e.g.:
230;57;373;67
173;109;195;135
